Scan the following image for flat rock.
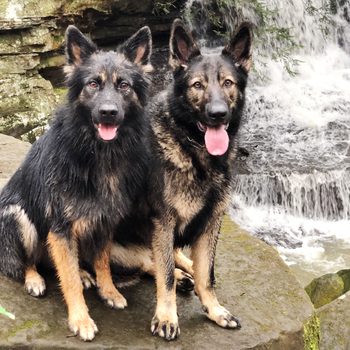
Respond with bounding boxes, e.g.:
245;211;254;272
318;291;350;350
0;133;31;188
0;134;316;349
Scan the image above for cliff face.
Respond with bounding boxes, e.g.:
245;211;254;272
0;0;183;141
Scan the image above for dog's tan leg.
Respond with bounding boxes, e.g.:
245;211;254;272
151;218;179;340
94;243;127;309
47;232;98;341
191;219;241;329
174;249;194;275
24;265;46;297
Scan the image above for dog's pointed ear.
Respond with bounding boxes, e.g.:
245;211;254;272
120;26;153;72
65;25;97;66
169;19;201;70
222;22;253;73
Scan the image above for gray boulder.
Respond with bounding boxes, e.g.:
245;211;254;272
318;291;350;350
0;134;317;349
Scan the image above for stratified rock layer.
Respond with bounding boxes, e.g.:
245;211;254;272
0;0;182;140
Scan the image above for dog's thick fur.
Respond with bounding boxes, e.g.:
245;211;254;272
110;20;253;340
0;25;152;341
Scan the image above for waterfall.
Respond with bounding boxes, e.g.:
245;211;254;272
185;0;350;281
233;170;350;220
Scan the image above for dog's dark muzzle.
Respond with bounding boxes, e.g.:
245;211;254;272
93;103;124;142
98;103;124;125
205;101;229;126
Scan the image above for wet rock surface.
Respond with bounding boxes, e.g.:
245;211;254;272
0;136;315;348
0;228;315;350
0;133;30;188
318;291;350;350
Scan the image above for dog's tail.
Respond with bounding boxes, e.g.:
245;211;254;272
0;205;31;280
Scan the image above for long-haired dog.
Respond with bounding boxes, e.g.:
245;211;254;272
147;19;253;340
0;25;152;341
108;19;253;340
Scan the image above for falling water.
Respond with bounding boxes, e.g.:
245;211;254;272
185;0;350;284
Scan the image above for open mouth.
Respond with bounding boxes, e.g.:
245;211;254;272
197;122;230;156
96;123;119;141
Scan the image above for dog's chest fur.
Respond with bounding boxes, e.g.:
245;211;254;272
151;101;232;234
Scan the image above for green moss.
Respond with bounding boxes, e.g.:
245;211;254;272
153;0;177;15
305;273;345;308
303;314;320;350
337;269;350;292
6;320;41;339
39;54;65;69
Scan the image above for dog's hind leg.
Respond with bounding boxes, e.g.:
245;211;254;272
174;268;194;292
94;243;127;309
174;249;194;275
191;218;241;330
110;243;194;291
79;269;96;290
0;205;44;295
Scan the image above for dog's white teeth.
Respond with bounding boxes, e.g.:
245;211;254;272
225;123;229;130
197;122;206;132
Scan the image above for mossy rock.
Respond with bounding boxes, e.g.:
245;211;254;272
305;269;350;309
0;73;57;140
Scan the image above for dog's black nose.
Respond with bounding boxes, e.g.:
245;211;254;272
207;102;228;120
99;104;118;118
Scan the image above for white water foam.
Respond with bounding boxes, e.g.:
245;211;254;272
234;1;350;282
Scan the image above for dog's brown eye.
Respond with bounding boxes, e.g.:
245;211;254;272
88;80;99;89
119;81;129;90
224;79;234;87
193;81;202;89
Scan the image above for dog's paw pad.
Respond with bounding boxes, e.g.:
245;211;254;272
79;270;96;290
25;275;46;297
151;316;180;341
69;316;98;341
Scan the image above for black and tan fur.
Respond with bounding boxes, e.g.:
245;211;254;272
108;19;253;340
0;25;152;341
147;19;252;340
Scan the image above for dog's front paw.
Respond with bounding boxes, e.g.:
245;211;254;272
68;315;98;341
205;305;241;329
98;287;128;309
151;314;179;341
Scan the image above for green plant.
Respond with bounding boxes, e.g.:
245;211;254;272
0;305;15;320
153;0;177;15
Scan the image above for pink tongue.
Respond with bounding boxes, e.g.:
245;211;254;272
98;124;118;141
204;125;229;156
